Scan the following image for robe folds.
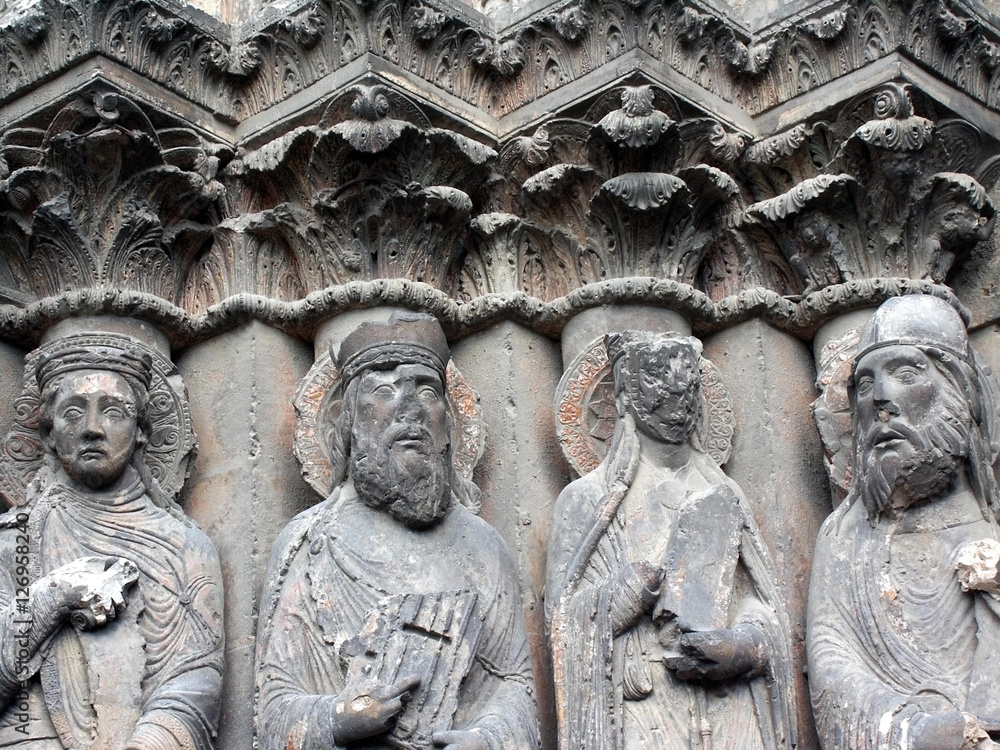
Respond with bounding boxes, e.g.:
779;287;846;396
0;466;224;750
255;487;540;750
808;495;1000;750
546;449;797;750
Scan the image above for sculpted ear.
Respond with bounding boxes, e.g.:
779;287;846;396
134;420;149;448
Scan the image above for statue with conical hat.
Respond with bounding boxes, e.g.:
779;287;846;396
0;334;224;749
808;295;1000;750
546;330;797;750
255;312;540;750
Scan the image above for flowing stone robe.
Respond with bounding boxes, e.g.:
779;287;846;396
256;485;540;750
547;449;796;750
808;492;1000;750
0;466;225;750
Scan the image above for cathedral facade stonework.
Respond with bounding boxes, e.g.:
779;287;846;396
0;1;999;748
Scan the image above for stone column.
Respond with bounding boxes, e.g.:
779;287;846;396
703;320;829;750
0;340;25;439
177;322;314;750
451;321;567;750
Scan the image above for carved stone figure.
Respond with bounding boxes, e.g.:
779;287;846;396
546;331;797;750
0;335;225;749
808;294;1000;750
255;312;540;750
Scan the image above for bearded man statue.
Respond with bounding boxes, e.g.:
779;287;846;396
255;312;540;750
546;331;797;750
808;294;1000;750
0;336;224;750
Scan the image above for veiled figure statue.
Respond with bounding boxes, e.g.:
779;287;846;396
546;331;797;750
255;312;540;750
0;336;225;749
808;295;1000;750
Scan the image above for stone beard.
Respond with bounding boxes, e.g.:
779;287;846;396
349;401;451;529
856;358;971;521
255;314;540;750
807;295;1000;750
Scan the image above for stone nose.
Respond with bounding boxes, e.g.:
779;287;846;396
81;404;108;438
871;375;899;418
393;381;427;423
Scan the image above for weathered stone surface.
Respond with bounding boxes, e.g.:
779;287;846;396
808;295;1000;750
0;325;225;750
178;321;314;750
451;321;567;749
548;329;798;750
703;319;829;750
255;312;540;750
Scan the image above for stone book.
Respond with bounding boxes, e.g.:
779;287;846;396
654;484;743;635
345;590;484;750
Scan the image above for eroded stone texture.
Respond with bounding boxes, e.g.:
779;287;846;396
547;330;798;750
451;321;568;748
178;321;314;750
255;312;540;750
808;295;1000;749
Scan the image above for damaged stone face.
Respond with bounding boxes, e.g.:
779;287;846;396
546;330;798;750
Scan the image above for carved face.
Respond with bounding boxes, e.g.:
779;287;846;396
880;149;921;189
350;363;451;528
624;344;701;445
46;370;140;490
940;203;982;243
854;345;970;515
795;211;829;248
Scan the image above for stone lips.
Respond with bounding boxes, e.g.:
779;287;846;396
0;332;196;507
293;349;485;499
554;336;735;477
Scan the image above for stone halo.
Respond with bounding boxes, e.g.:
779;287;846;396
554;336;734;477
293;349;485;499
0;332;196;507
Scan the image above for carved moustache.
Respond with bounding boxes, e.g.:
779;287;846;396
857;393;970;519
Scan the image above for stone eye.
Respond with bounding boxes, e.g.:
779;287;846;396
856;375;873;396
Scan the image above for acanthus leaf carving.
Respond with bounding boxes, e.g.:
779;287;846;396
205;37;262;80
279;2;326;48
408;1;448;42
467;31;526;78
0;94;221;303
541;3;592;43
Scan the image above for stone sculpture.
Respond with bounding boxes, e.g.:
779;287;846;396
0;335;225;749
546;330;797;750
255;312;540;750
808;294;1000;750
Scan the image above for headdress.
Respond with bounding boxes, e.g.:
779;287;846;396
336;311;450;385
854;295;971;369
35;342;153;394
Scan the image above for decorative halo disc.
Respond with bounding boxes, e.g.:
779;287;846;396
293;350;485;498
0;332;196;507
554;336;734;477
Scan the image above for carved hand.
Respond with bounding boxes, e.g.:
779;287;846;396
331;674;420;745
910;709;969;750
45;556;139;630
666;626;766;682
432;728;490;749
608;560;663;636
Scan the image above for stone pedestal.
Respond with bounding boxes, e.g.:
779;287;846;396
451;322;567;750
177;322;314;750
